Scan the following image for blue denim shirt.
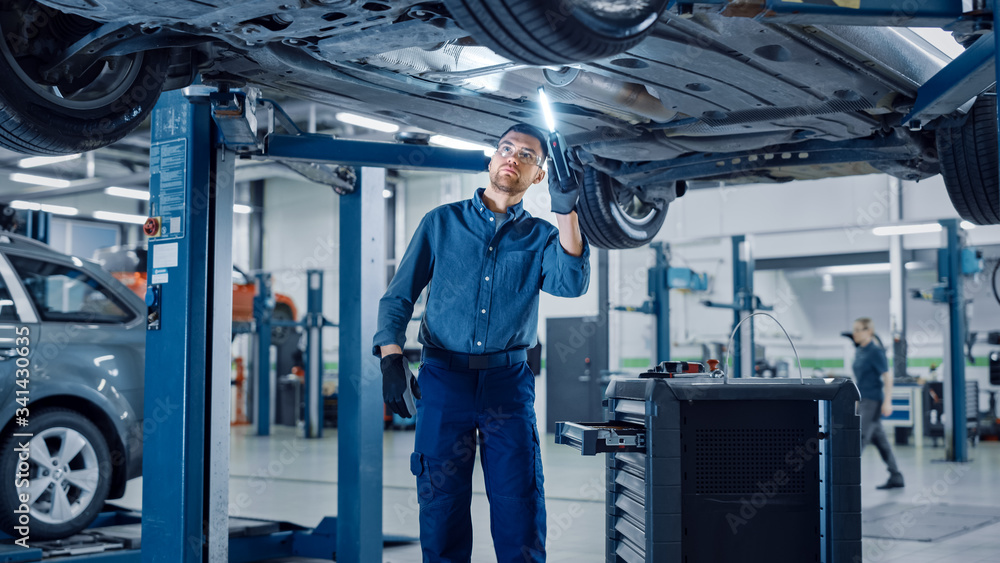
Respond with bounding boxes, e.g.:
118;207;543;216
373;188;590;356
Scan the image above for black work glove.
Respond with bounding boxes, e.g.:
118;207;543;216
381;353;421;418
547;161;581;215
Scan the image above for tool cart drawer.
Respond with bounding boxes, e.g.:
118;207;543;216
554;421;646;455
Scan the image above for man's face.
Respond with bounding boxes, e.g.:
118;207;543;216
852;322;870;346
487;131;546;197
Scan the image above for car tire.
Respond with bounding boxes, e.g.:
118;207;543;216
0;3;168;154
441;0;669;65
936;93;1000;225
0;409;113;540
577;167;670;249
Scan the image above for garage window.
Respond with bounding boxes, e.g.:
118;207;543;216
8;256;135;324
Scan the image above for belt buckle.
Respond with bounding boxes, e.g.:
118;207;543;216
468;355;489;370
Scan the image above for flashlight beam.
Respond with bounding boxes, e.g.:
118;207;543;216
537;87;557;133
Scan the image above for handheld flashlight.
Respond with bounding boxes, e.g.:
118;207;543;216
537;86;572;183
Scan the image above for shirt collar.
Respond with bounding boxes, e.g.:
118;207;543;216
472;188;525;221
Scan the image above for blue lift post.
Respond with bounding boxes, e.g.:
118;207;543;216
255;271;273;436
142;88;234;562
304;268;330;439
338;168;387;562
732;235;753;378
941;218;968;462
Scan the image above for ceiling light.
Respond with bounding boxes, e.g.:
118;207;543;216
93;211;146;224
105;186;150;200
18;154;82;168
872;223;942;236
817;263;891;275
429;135;495;156
9;200;41;211
9;173;72;188
39;203;77;216
960;221;976;230
821;273;834;292
335;112;399;133
233;204;252;214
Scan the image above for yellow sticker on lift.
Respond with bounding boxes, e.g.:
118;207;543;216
781;0;860;7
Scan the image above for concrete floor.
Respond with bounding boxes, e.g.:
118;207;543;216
116;426;1000;562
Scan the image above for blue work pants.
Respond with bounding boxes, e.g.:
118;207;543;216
409;358;546;562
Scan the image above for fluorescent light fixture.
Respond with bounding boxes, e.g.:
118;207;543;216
233;204;252;214
335;112;399;133
818;263;891;275
9;173;72;188
961;220;976;230
429;135;495;156
18;154;82;168
105;186;150;200
10;200;41;211
93;211;146;224
7;200;76;216
40;203;77;216
872;223;942;236
537;86;557;133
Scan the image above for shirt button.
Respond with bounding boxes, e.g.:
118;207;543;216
481;309;486;314
489;217;494;222
485;276;490;281
477;341;482;346
489;247;493;251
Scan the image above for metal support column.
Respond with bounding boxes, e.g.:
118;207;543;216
888;178;907;380
941;218;968;462
338;167;387;562
732;235;755;378
255;272;274;436
649;243;670;364
305;269;325;439
142;88;234;562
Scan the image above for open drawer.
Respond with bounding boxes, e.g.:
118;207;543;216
554;421;646;455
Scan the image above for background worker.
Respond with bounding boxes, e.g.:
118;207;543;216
851;317;905;490
373;123;590;562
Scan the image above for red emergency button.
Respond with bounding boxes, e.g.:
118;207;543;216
144;217;161;237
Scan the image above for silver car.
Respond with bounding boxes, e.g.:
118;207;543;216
0;232;144;540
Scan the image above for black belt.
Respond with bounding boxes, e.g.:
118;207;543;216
422;347;528;370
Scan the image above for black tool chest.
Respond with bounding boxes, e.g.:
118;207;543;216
555;363;862;563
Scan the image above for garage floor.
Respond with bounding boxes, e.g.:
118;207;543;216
116;426;1000;562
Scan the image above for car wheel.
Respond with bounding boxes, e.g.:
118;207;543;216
441;0;669;65
577;167;671;249
0;409;112;540
0;1;168;154
271;303;296;347
936;93;1000;225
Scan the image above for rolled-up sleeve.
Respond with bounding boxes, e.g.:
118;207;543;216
540;229;590;297
372;214;435;356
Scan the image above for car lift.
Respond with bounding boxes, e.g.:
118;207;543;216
253;268;336;439
614;242;710;364
701;235;773;378
910;218;983;462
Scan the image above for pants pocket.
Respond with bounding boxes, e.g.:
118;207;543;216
532;426;545;497
410;451;424;476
